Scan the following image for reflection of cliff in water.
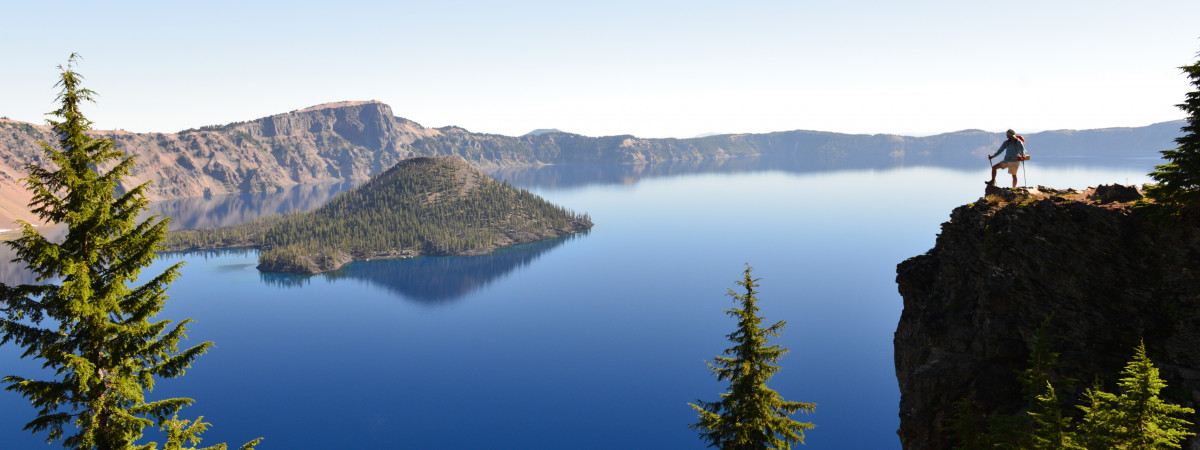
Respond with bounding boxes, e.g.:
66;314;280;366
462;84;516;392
489;153;1166;190
260;233;583;304
0;226;69;286
0;246;40;286
147;180;359;230
488;157;776;190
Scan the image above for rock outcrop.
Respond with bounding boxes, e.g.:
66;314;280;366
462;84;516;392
895;186;1200;449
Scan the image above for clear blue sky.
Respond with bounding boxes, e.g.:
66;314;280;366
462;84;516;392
2;1;1197;138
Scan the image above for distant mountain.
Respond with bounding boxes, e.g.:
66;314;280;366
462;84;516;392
164;156;592;274
524;128;565;136
0;101;1185;228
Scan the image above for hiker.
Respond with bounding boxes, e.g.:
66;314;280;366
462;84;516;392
987;129;1026;188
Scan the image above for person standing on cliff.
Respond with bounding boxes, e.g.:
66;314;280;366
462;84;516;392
987;129;1026;188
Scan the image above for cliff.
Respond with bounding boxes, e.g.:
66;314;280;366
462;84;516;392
895;186;1200;449
0;102;435;227
164;156;593;274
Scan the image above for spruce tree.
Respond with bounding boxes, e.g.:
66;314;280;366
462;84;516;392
0;54;259;449
1147;51;1200;206
689;264;815;449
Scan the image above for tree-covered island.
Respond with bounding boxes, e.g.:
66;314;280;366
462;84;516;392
164;156;593;274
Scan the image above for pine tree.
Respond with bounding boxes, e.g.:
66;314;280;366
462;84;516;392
0;54;259;449
1147;51;1200;206
689;264;815;449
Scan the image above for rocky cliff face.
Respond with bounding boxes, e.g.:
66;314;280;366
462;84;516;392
0;102;439;227
895;186;1200;449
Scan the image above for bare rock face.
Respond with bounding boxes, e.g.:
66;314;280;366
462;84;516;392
895;186;1200;449
1094;183;1144;203
0;102;435;201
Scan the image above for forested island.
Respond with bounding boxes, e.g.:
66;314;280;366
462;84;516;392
164;156;593;274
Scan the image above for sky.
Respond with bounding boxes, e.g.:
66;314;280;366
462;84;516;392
1;1;1198;139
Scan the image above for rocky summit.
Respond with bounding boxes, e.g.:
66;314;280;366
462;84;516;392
895;185;1200;449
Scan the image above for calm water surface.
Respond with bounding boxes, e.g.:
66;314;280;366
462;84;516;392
0;159;1158;448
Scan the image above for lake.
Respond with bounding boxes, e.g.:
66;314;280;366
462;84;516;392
0;156;1160;448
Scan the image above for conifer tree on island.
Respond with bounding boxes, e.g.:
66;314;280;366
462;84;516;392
1147;50;1200;207
689;264;815;449
0;55;260;449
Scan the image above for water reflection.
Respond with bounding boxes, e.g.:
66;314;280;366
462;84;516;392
0;246;40;286
260;233;583;304
3;155;1162;288
3;178;357;285
487;154;1164;190
146;180;359;230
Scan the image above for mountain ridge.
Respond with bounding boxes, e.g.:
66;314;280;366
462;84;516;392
0;101;1185;229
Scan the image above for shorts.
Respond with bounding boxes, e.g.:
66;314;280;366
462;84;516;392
996;160;1020;175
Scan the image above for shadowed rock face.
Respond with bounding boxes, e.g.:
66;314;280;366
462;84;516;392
894;187;1200;449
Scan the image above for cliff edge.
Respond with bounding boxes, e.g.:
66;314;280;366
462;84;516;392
895;185;1200;449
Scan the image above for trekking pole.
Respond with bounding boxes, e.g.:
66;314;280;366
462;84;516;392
986;155;994;185
1021;160;1028;188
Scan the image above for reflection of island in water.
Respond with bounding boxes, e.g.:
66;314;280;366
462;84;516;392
259;232;583;304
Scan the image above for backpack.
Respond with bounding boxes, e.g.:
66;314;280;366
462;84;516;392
1012;135;1030;161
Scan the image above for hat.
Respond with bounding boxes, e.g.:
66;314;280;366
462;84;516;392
1006;129;1016;136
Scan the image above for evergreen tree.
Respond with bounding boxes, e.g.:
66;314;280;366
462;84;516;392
1028;381;1083;449
1147;51;1200;206
689;264;815;449
1078;342;1195;449
0;55;259;449
1020;319;1081;449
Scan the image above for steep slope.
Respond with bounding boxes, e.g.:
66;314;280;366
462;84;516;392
894;186;1200;449
0;102;435;206
165;157;593;274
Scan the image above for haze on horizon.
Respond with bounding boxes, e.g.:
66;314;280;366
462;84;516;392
1;1;1197;139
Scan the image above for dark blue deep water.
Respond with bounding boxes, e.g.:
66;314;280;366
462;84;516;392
0;158;1158;449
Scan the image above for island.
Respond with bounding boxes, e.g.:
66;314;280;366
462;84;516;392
163;156;593;274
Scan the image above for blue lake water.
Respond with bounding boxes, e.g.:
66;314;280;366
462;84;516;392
0;158;1159;449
